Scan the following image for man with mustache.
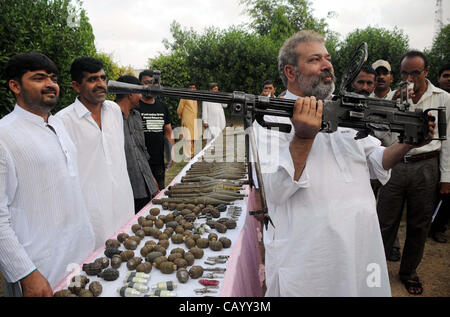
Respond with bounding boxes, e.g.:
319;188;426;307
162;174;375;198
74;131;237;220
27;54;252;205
376;51;450;295
255;31;435;296
351;65;376;97
0;52;95;296
57;57;134;249
368;59;401;262
371;60;395;100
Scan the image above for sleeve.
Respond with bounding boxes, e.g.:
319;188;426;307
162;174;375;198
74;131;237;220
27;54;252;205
439;94;450;183
362;135;391;185
177;100;185;118
0;144;37;283
262;143;310;206
164;104;172;126
202;102;209;125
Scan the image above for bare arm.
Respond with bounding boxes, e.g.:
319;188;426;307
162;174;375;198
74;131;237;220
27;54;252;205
20;269;53;297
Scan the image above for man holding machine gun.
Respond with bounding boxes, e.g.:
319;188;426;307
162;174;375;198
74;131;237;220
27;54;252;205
256;30;436;297
376;51;450;295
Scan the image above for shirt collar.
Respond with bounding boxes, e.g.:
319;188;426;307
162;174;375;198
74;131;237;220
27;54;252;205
73;97;106;119
285;90;299;100
13;104;48;126
416;79;441;103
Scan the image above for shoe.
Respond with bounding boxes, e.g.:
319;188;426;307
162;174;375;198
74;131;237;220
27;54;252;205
431;232;448;243
387;247;401;262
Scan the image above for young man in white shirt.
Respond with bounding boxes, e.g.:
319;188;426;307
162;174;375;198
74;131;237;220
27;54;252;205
57;57;134;249
0;52;95;296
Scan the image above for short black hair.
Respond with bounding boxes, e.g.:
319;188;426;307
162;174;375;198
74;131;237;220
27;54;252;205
5;52;58;83
262;79;275;88
139;70;155;82
70;57;104;83
188;83;197;88
359;64;376;77
400;50;429;69
438;63;450;77
115;75;140;101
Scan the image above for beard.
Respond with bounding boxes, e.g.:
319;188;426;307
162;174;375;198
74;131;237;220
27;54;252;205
22;88;59;113
296;69;335;100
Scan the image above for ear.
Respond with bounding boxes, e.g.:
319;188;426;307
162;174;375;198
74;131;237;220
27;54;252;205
424;66;430;77
284;65;297;83
8;79;22;96
72;80;81;94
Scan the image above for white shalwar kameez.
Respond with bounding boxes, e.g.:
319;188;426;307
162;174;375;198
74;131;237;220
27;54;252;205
202;101;227;139
57;99;134;249
0;105;95;293
255;91;392;297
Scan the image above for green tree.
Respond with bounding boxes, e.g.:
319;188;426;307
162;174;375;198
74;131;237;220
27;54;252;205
425;24;450;86
241;0;329;36
153;23;282;126
334;26;409;91
149;52;190;127
0;0;97;117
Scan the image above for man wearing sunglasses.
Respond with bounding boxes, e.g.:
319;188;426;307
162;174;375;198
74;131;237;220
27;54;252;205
377;50;450;295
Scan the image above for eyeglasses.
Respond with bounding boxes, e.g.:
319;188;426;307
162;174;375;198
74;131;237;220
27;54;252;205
400;69;425;79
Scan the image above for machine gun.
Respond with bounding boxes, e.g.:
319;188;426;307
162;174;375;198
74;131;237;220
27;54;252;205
107;43;447;228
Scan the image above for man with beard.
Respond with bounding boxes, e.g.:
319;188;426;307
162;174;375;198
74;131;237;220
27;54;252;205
0;52;95;296
351;64;376;96
255;31;435;296
371;60;395;99
57;57;134;249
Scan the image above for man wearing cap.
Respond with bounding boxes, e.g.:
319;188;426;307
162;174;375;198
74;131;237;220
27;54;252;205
369;59;401;262
371;60;395;100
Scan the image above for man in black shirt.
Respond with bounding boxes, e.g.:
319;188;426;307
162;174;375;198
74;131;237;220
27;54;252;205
138;70;174;190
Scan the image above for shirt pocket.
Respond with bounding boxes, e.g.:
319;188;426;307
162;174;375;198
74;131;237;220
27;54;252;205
335;130;367;164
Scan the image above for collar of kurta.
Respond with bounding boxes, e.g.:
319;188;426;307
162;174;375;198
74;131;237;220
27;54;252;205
73;97;106;119
13;104;58;127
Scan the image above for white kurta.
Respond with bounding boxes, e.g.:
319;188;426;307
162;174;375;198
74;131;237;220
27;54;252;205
0;105;95;289
255;91;392;297
57;99;134;249
202;101;227;139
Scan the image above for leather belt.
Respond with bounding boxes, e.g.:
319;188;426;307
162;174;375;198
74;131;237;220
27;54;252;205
402;151;439;163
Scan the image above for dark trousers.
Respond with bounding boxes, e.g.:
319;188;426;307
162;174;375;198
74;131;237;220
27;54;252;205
377;156;439;279
150;163;166;190
134;183;152;214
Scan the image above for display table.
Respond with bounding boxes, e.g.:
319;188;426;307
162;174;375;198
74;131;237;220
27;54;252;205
54;135;264;297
